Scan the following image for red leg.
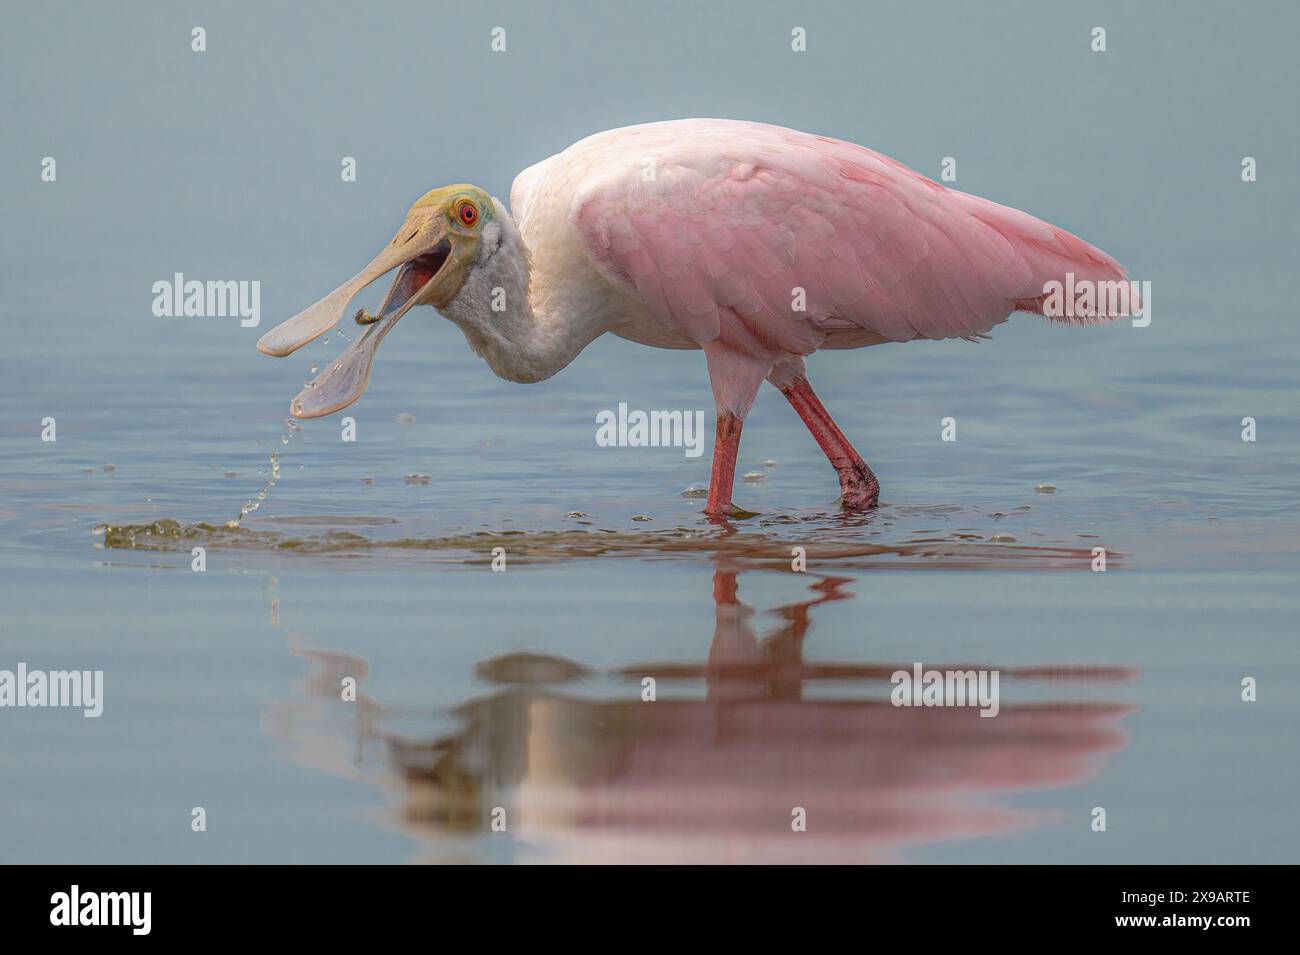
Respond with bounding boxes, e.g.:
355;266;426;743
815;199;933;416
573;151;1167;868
705;411;743;517
782;378;880;509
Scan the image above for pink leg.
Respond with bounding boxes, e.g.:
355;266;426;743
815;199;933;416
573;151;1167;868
705;411;743;517
782;377;880;509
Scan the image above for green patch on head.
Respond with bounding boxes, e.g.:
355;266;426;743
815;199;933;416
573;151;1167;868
411;183;492;214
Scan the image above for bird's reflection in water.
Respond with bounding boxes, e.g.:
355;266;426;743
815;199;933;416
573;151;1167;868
265;564;1137;863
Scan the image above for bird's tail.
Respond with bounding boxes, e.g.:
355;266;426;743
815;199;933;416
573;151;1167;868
961;193;1141;325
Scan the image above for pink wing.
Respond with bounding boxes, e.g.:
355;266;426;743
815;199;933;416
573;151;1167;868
574;122;1132;357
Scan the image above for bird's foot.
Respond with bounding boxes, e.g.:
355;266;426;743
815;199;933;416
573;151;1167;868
836;465;880;510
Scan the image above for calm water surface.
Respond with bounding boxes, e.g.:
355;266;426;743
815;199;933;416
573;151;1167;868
2;315;1297;863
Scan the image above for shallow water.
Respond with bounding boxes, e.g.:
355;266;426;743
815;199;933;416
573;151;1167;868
3;0;1299;863
3;313;1297;863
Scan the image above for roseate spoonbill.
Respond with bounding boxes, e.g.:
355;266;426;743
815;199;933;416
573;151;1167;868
257;119;1133;516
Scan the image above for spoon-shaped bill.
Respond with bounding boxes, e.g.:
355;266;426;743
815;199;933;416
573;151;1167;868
289;308;405;419
257;267;381;358
257;209;446;358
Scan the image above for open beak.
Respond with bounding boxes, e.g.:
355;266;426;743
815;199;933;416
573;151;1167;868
256;209;453;418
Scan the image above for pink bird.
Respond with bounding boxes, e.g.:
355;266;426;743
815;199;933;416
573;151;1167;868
258;119;1132;516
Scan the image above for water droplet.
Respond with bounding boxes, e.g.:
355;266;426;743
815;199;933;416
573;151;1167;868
566;511;588;518
762;459;776;468
395;413;416;425
742;471;765;483
404;473;432;484
360;476;374;484
280;435;290;445
309;363;319;375
681;486;708;498
82;467;95;474
322;337;330;346
1034;483;1057;494
990;533;1017;542
631;514;652;522
224;470;237;478
103;463;117;472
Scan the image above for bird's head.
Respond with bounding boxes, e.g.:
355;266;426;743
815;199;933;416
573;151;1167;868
256;183;517;418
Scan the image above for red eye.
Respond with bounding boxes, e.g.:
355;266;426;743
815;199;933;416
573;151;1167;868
457;201;478;226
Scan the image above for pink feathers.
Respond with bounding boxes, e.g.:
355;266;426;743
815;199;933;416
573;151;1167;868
574;120;1132;354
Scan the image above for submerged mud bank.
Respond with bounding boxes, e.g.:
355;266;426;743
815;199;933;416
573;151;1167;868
94;516;1112;569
